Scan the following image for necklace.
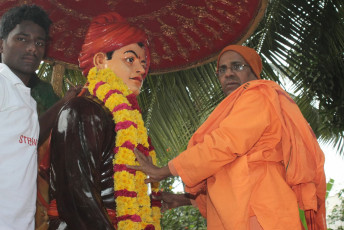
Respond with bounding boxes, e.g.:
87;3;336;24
87;67;161;230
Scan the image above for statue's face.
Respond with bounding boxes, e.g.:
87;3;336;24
104;43;147;95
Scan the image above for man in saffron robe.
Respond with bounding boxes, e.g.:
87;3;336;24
131;45;327;230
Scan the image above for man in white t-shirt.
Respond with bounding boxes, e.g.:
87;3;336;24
0;5;79;229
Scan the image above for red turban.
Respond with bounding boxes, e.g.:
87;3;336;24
217;45;262;79
78;12;150;77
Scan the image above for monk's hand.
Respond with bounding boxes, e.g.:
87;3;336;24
153;192;192;212
127;148;165;183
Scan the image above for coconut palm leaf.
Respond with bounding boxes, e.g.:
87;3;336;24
37;0;344;162
138;63;224;164
245;0;344;154
139;0;344;159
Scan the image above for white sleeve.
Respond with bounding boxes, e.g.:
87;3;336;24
0;76;6;110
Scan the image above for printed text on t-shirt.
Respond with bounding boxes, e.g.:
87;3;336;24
19;135;38;146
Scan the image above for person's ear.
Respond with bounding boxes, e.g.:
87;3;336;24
93;52;107;70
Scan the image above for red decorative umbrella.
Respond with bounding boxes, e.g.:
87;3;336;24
0;0;267;74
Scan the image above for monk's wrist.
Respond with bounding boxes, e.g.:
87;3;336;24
157;166;172;181
175;193;192;206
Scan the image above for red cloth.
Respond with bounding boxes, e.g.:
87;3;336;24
0;0;265;73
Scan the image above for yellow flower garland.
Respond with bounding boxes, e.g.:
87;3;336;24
87;67;161;230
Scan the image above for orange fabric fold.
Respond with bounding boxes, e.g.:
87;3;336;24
171;80;326;230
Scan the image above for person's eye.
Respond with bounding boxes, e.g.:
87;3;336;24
125;57;135;63
35;41;45;47
219;67;227;73
232;64;243;71
16;37;26;42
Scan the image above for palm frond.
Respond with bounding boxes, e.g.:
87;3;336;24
246;0;344;154
138;63;224;164
36;0;344;160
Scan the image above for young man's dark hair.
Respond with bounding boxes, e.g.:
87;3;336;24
0;4;51;39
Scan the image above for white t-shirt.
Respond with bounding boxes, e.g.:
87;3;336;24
0;64;39;230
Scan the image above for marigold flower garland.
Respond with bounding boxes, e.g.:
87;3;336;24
87;67;161;230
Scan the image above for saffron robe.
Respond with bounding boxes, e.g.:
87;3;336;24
171;80;326;230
